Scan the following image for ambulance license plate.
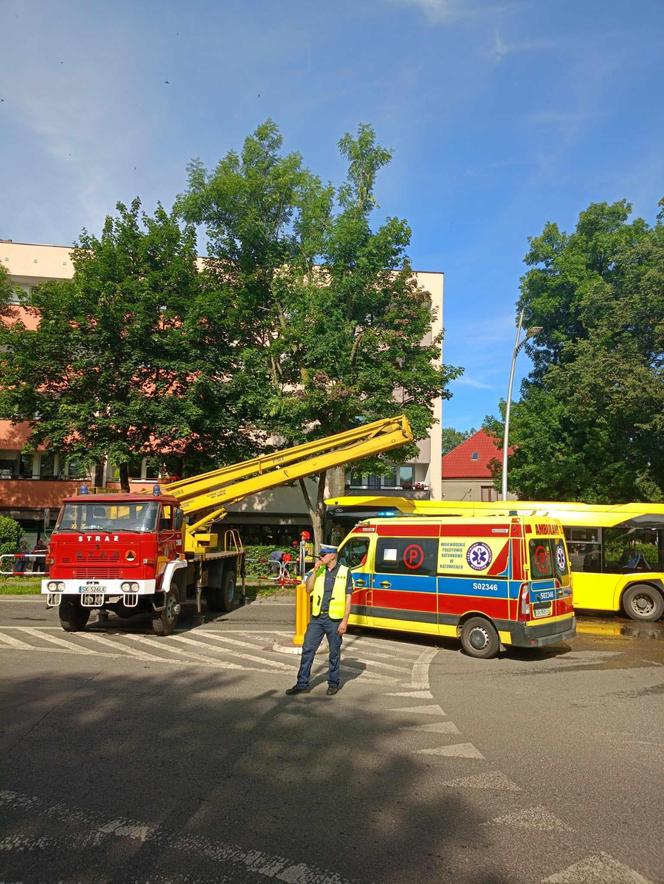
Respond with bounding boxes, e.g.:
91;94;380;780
532;603;552;619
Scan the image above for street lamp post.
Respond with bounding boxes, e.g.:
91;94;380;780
501;309;543;501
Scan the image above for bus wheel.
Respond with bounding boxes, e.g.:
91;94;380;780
59;598;90;632
622;584;664;621
460;617;500;659
220;571;236;612
152;591;179;636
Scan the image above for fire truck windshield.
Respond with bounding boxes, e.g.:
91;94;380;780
55;501;160;534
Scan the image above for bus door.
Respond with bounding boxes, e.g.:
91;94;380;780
339;534;373;627
370;524;439;635
438;523;511;638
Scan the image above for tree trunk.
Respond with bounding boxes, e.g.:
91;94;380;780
119;462;130;493
94;460;104;489
299;472;327;552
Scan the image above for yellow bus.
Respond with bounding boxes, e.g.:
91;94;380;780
325;497;664;622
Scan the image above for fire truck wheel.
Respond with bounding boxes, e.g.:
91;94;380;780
460;617;500;659
59;599;90;632
220;571;236;612
622;584;664;621
152;591;179;636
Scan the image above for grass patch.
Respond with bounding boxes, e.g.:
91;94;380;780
0;577;42;595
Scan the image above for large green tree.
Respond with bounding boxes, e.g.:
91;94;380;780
0;200;250;490
486;199;664;501
177;121;461;542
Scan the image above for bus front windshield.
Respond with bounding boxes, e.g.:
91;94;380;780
55;501;160;534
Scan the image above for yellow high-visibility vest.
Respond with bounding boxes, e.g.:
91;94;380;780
311;565;350;619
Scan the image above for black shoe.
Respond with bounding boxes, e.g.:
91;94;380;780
285;685;311;695
326;685;339;696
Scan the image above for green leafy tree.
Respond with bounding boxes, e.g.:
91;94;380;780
0;263;17;322
442;427;475;455
0;515;23;557
486;200;664;501
0;200;248;490
177;121;461;543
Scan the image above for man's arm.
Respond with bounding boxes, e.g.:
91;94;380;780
305;560;324;593
337;572;354;635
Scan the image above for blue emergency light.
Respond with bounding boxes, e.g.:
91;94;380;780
153;484;161;496
377;509;396;517
79;484;89;495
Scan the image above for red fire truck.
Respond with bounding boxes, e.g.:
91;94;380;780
42;417;413;634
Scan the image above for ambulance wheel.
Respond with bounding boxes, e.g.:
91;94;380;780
622;584;664;621
152;591;179;636
59;598;90;632
460;617;500;659
220;570;236;612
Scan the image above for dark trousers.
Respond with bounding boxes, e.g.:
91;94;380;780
296;614;342;688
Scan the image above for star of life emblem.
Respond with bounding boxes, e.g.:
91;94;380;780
466;541;493;571
556;544;567;572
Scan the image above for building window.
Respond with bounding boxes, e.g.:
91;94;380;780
40;452;55;479
19;453;33;478
471;452;479;461
399;466;414;489
481;485;496;502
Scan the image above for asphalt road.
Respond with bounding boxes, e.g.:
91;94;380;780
0;596;662;884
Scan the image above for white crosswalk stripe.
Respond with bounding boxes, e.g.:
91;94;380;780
20;626;97;655
0;626;422;684
0;631;34;650
76;632;170;662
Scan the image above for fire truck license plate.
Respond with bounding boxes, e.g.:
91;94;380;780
79;585;106;594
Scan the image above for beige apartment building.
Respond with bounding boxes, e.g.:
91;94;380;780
0;240;444;541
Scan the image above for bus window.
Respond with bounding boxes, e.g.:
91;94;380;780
565;527;602;573
339;538;370;570
604;522;661;573
376;538;438;576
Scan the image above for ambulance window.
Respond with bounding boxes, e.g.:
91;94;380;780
376;539;438;576
529;540;554;579
339;538;370;570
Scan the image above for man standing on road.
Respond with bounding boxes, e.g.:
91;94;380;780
285;544;353;697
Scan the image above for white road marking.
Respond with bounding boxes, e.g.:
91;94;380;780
387;704;446;716
484;806;571;831
403;721;461;734
126;635;244;670
417;743;485;759
20;627;97;655
174;633;292;670
0;789;351;883
76;632;169;662
0;631;34;649
410;647;438;689
386;690;433;698
441;771;522;791
342;656;412;674
542;852;653;883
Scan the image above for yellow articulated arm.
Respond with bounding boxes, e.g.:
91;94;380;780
165;416;412;546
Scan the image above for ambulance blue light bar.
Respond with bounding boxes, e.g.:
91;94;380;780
377;509;396;517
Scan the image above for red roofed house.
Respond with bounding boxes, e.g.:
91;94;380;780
441;429;515;502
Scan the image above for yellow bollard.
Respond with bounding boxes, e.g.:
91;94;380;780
293;581;310;647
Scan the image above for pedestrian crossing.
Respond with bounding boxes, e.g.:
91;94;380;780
0;625;428;687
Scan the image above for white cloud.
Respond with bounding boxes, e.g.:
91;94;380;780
453;375;495;390
488;27;558;63
389;0;512;25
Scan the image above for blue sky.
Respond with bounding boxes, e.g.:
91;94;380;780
1;0;662;431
